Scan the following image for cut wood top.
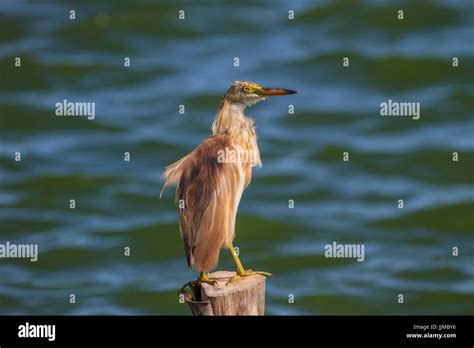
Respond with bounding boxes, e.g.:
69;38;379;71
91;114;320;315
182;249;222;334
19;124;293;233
181;270;267;315
201;271;266;298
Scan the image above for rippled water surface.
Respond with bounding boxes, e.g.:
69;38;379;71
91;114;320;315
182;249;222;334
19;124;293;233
0;0;473;315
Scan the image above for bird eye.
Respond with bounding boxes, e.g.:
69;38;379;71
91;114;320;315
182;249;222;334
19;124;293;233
243;86;252;93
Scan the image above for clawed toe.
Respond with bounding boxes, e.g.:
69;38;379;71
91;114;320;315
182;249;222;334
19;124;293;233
226;269;272;285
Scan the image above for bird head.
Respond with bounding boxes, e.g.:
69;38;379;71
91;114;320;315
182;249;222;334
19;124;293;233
224;80;297;107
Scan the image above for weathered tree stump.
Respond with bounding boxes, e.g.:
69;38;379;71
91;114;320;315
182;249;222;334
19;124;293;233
179;271;266;315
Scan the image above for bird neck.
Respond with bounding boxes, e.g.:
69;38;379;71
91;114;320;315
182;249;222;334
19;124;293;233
212;99;255;136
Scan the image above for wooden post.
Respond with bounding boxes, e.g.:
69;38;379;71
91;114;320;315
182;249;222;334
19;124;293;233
179;271;266;316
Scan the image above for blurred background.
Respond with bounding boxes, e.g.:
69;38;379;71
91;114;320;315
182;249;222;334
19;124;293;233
0;0;473;315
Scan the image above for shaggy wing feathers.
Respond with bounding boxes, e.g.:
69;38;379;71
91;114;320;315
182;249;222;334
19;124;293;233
162;134;242;271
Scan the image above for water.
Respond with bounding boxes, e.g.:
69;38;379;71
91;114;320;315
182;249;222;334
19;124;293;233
0;0;473;315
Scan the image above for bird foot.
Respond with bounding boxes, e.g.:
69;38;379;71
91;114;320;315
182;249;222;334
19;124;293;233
179;273;218;301
201;279;218;286
179;278;218;294
226;269;272;285
198;272;219;286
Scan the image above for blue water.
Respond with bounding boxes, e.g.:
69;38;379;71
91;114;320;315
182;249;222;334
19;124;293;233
0;0;473;315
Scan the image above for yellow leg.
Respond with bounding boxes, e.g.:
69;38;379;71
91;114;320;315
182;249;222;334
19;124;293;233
198;271;218;286
179;271;218;296
227;242;272;284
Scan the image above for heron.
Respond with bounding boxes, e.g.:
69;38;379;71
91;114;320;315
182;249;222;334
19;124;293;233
161;80;296;287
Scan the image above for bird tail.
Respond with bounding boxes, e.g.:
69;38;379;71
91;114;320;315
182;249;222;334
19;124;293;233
159;156;188;198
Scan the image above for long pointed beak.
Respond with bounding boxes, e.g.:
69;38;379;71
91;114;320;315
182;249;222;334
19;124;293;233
255;87;297;96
